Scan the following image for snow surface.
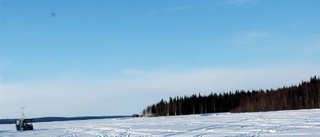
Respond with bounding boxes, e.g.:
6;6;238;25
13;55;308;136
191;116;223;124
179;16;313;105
1;109;320;137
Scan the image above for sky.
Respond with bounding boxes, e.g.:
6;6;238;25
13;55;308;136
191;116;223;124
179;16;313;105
0;0;320;119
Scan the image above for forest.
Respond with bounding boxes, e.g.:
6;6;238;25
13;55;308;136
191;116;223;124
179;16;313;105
142;76;320;116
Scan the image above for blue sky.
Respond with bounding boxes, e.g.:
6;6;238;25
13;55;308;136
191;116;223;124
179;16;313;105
1;0;320;118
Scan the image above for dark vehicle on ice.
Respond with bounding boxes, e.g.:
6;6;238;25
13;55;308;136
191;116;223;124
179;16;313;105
15;107;34;131
15;118;34;131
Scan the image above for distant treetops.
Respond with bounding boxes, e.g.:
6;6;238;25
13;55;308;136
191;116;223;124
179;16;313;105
142;76;320;116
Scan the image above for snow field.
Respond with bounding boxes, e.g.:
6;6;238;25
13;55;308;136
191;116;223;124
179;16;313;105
1;109;320;137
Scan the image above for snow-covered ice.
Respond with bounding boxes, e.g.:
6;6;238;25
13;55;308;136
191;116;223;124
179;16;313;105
1;109;320;137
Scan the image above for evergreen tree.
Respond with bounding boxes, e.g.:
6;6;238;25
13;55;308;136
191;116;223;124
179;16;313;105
142;76;320;116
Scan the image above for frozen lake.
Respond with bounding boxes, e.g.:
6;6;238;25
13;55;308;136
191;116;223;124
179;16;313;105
1;109;320;137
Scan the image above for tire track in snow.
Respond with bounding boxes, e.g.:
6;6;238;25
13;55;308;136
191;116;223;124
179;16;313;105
57;130;78;137
163;119;248;137
193;133;209;137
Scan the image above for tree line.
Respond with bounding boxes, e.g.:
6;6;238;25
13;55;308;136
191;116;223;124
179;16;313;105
142;76;320;116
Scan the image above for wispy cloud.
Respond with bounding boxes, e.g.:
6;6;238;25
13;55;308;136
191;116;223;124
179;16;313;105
1;65;319;118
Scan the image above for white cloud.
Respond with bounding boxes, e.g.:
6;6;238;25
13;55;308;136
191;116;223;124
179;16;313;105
1;65;319;118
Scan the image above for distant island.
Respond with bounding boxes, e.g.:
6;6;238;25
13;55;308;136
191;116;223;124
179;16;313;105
143;76;320;116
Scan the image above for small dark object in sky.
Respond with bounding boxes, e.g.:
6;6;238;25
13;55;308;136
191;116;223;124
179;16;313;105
51;12;56;17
